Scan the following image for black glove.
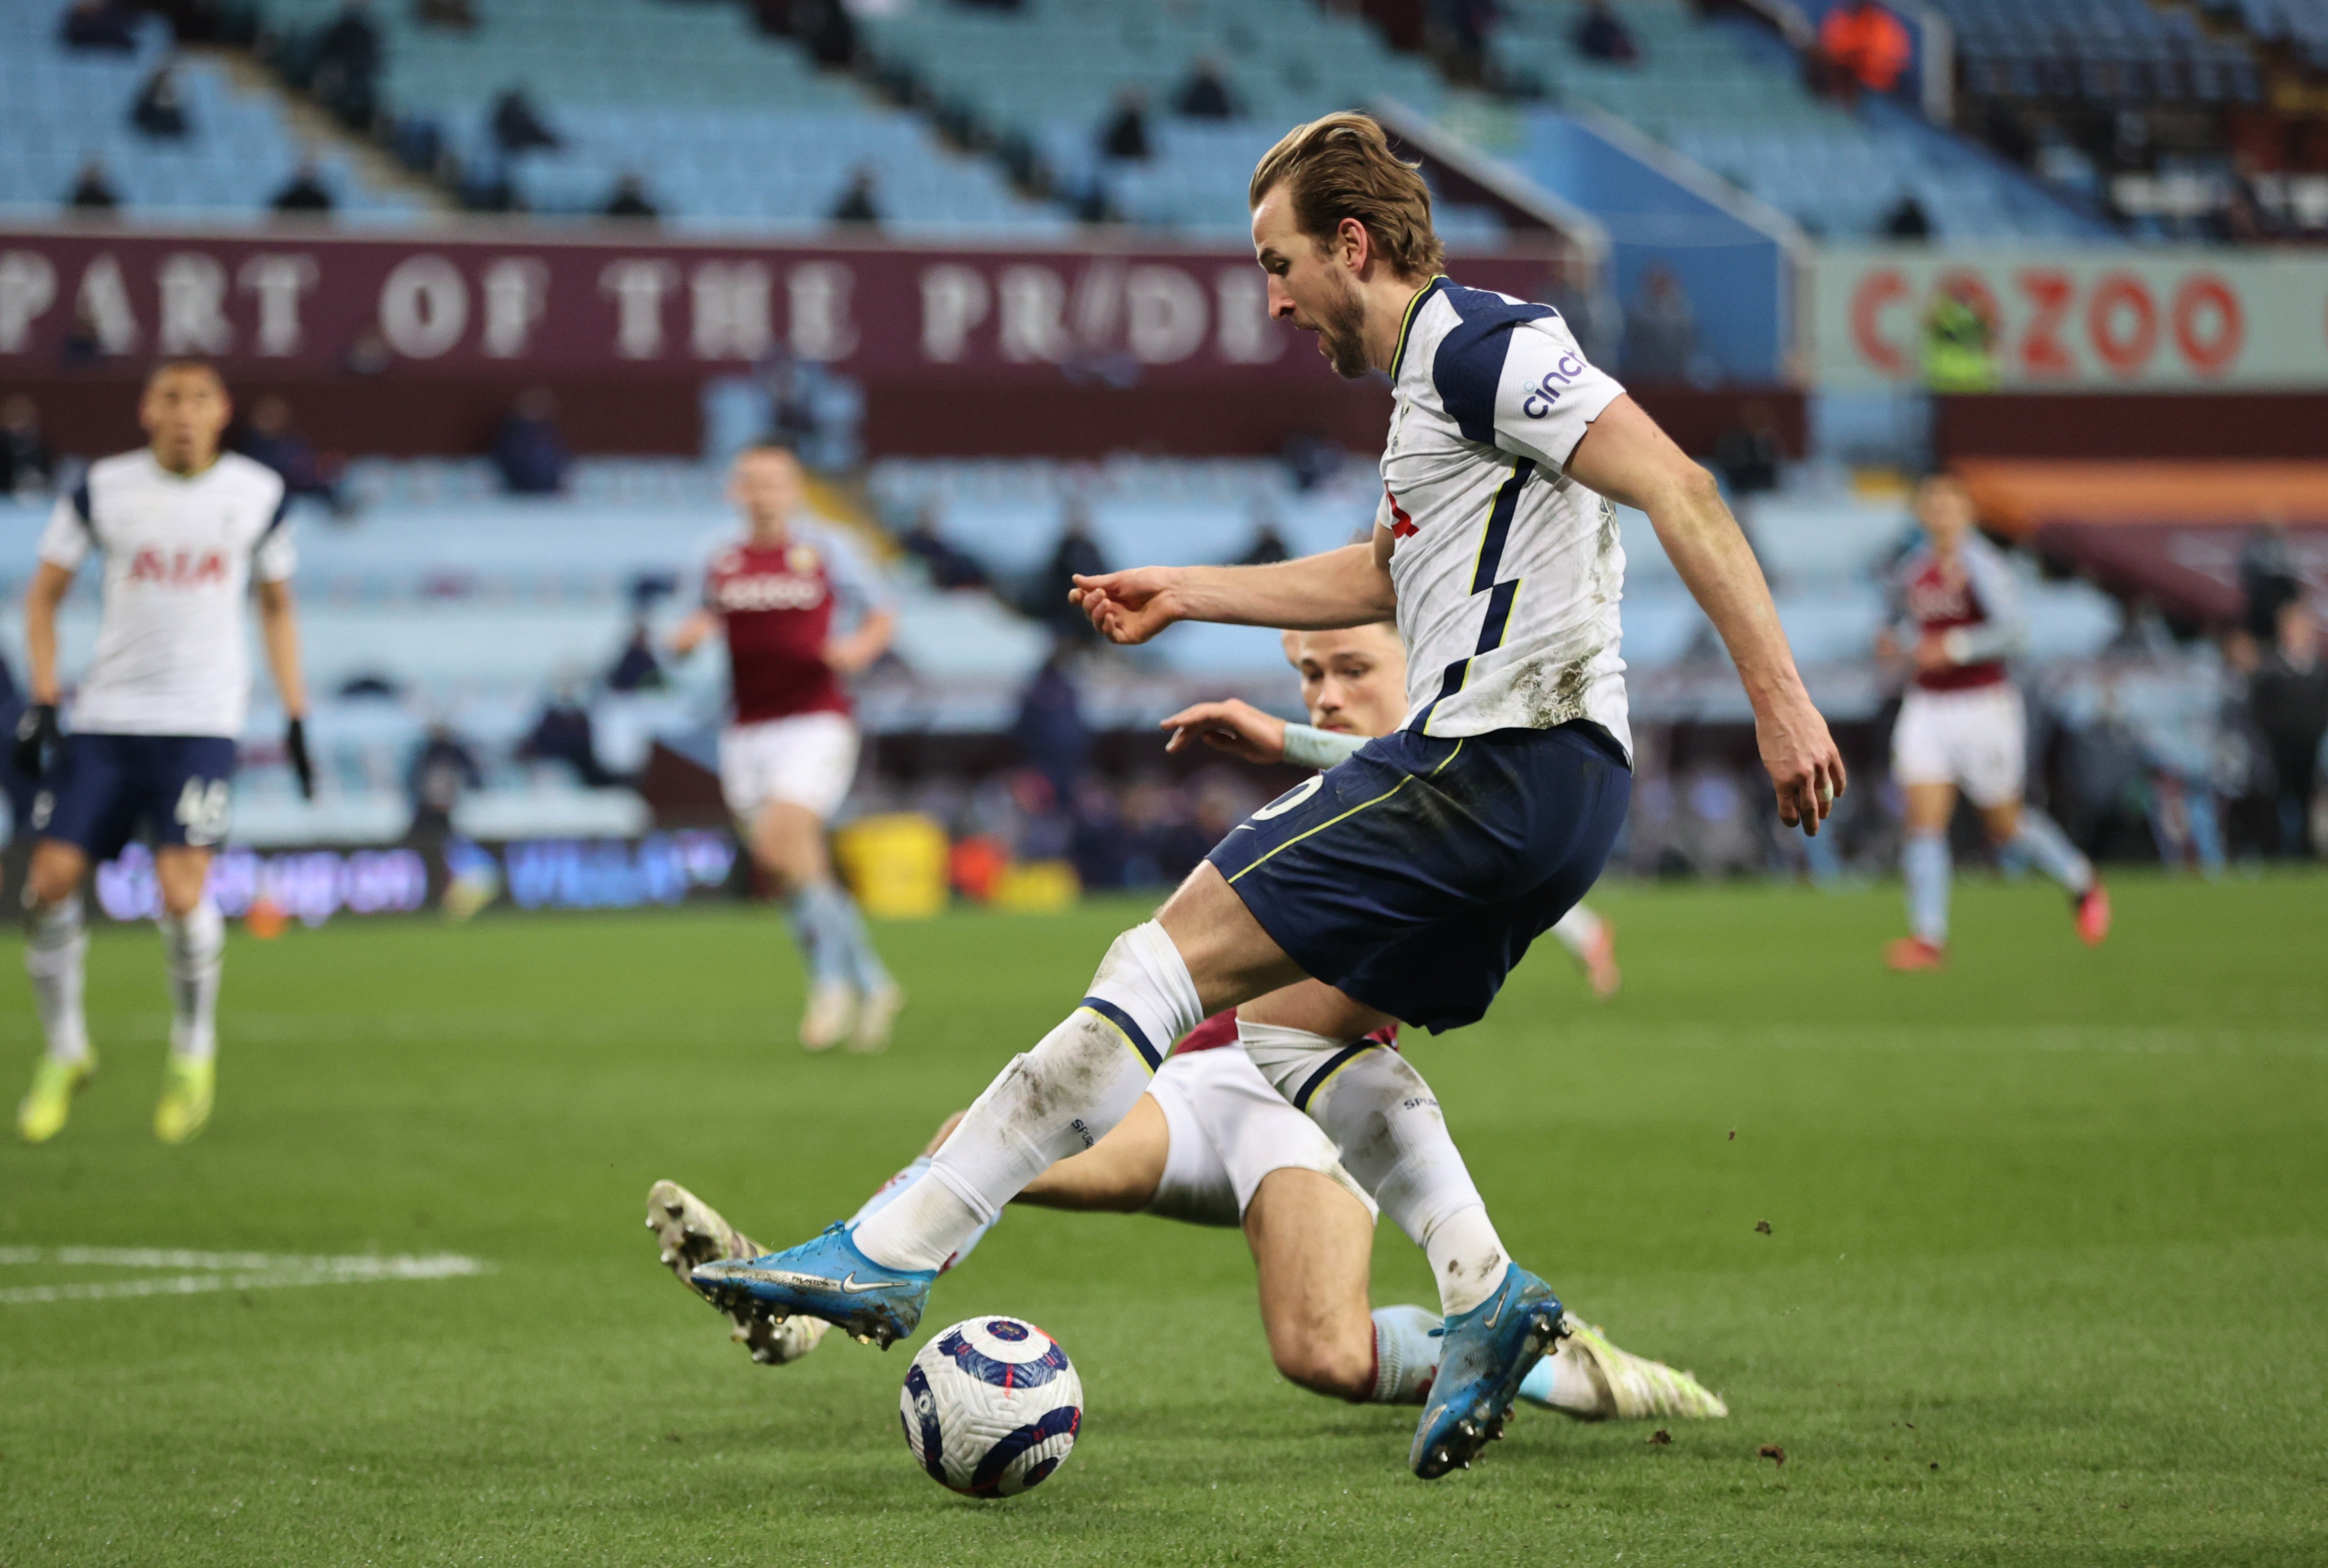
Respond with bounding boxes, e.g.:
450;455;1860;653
285;715;315;802
12;703;58;782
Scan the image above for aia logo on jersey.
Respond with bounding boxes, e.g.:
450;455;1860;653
127;548;228;587
714;573;827;613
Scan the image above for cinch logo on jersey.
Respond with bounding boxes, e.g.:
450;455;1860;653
126;548;230;587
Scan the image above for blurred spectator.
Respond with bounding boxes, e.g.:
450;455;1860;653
1623;265;1698;384
956;0;1023;11
1427;0;1499;83
1921;280;1997;392
65;159;120;212
311;0;383;128
131;64;191;139
492;87;559;154
829;167;881;227
518;683;614;787
1281;430;1348;493
1538;253;1622;369
2252;601;2328;857
1101;89;1151;161
1881;191;1932;240
60;0;138;50
491;387;570;495
1711;399;1784;502
1173;58;1237;119
2240;523;2303;643
1237;512;1291;566
59;300;109;366
405;722;482;842
1011;645;1091;808
0;398;55;497
1029;500;1107;645
414;0;475;29
1816;0;1910;101
896;503;989;591
602;172;659;222
270;161;335;214
606;619;664;693
233;394;346;512
1573;0;1637;63
786;0;857;68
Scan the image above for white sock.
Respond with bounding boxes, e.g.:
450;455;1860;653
24;893;90;1065
157;900;225;1063
1519;1338;1606;1414
1238;1020;1513;1317
853;921;1203;1272
1369;1304;1442;1405
1550;903;1604;961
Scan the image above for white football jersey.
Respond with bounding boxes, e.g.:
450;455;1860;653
1377;277;1631;760
37;449;294;738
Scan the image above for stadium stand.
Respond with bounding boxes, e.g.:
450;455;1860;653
852;0;1499;240
1489;0;2110;243
251;0;1070;232
0;1;417;220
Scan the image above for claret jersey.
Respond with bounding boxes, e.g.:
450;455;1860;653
1891;531;2025;692
1376;277;1632;759
36;449;293;739
702;521;890;724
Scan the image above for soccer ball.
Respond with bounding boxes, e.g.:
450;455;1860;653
899;1316;1082;1497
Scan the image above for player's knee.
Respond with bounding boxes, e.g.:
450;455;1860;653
24;849;83;910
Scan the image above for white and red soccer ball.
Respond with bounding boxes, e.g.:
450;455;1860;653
899;1316;1082;1498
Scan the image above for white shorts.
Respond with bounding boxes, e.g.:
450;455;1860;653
1891;684;2026;809
718;713;860;821
1140;1048;1377;1228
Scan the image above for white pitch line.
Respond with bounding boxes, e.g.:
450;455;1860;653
0;1248;489;1305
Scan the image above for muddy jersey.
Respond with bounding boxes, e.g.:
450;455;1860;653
701;522;889;724
36;449;293;738
1891;532;2023;692
1376;276;1631;758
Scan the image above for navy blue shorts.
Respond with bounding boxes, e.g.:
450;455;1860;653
1206;723;1630;1034
33;733;239;863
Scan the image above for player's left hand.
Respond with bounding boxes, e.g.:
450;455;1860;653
1755;684;1846;836
1159;699;1287;763
1069;568;1182;646
1910;634;1953;673
12;703;58;781
285;715;315;802
820;636;879;675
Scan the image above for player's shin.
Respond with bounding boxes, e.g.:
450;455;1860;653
157;899;224;1061
1903;831;1952;945
850;921;1203;1272
847;1154;999;1273
1238;1021;1514;1317
2010;807;2095;895
24;892;90;1064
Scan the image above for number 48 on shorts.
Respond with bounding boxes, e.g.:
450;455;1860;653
175;777;231;847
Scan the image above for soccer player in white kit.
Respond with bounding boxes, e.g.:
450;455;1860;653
666;443;902;1051
14;361;313;1145
1879;475;2110;971
647;622;1717;1424
686;114;1842;1479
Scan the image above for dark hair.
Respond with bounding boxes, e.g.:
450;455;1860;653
1248;112;1445;280
144;358;226;390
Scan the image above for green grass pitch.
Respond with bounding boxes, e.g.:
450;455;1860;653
2;874;2324;1566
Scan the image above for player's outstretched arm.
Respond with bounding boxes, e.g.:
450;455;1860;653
666;609;719;657
22;562;72;708
1567;396;1845;833
1159;698;1288;762
1071;541;1394;646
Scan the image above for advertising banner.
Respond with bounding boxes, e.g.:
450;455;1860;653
0;225;1553;388
1810;246;2328;392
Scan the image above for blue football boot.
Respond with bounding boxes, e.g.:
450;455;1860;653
689;1222;934;1349
1410;1263;1567;1478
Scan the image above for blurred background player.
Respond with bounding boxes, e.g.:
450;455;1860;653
13;360;313;1145
646;624;1718;1424
668;441;901;1051
1879;475;2109;970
